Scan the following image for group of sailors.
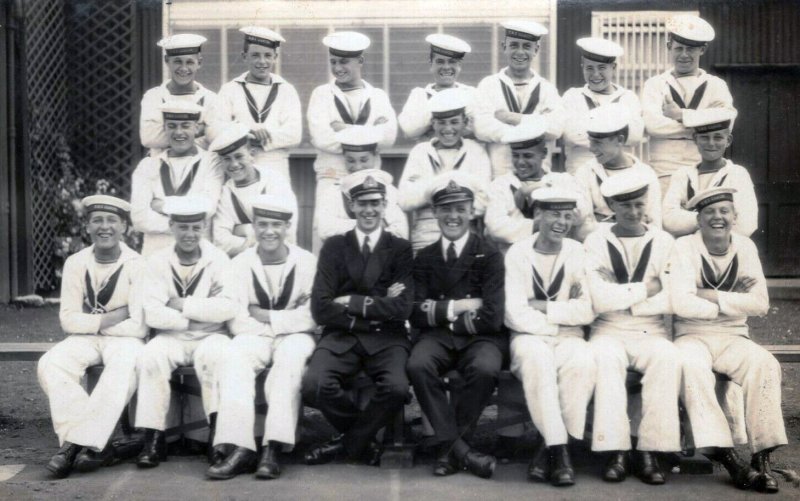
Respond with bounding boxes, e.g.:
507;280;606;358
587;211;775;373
35;14;787;494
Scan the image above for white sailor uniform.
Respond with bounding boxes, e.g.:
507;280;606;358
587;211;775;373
140;81;219;156
307;80;397;181
307;80;397;251
38;244;146;450
397;83;477;140
484;172;593;252
574;155;662;228
561;85;644;174
584;224;681;452
670;232;787;453
214;244;317;451
130;150;224;256
506;234;596;446
212;171;298;257
662;159;758;238
208;73;302;181
641;69;734;191
398;138;491;251
315;172;409;243
134;240;237;431
473;69;563;178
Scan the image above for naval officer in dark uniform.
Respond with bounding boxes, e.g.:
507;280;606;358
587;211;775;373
302;170;414;466
406;171;507;479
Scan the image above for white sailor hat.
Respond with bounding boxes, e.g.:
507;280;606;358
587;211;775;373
82;194;131;218
501;115;548;149
427;171;478;206
425;34;471;59
159;100;203;121
427;88;468;119
209;123;252;155
576;37;624;63
240;26;285;49
600;170;650;202
157;34;207;56
335;125;382;153
341;168;392;200
323;31;371;58
683;108;737;133
687;187;737;212
530;186;578;211
163;194;212;223
250;193;295;221
667;15;715;46
585;103;630;139
501;20;549;42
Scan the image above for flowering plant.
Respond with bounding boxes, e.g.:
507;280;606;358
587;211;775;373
41;136;141;290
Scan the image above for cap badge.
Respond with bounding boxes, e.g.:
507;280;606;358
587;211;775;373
364;175;378;189
445;180;461;193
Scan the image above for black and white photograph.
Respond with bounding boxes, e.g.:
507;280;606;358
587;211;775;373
0;0;798;498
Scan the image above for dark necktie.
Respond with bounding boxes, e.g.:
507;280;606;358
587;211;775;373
447;241;457;266
362;235;371;264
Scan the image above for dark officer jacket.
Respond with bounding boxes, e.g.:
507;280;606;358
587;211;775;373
311;229;414;355
411;232;506;351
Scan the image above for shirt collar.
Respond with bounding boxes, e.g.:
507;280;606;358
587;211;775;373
441;231;470;259
355;226;382;251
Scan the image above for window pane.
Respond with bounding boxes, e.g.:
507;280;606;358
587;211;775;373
226;28;250;82
387;26;430;119
446;24;494;87
190;28;221;91
280;27;331;144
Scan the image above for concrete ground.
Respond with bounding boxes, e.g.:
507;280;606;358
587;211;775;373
1;456;799;501
1;302;799;499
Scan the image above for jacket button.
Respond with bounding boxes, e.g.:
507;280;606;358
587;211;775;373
466;294;471;298
439;295;444;299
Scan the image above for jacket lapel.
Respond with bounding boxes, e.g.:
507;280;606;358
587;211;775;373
344;231;365;285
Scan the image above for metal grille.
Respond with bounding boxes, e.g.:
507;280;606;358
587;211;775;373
26;0;69;291
66;0;136;195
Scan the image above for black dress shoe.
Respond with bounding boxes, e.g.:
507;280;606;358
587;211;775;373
550;445;575;487
433;448;459;477
527;444;551;482
137;429;167;468
460;450;496;479
635;451;665;485
602;451;629;482
73;443;115;472
46;442;83;478
206;447;257;480
255;444;281;480
751;450;780;493
304;436;346;465
705;448;758;490
361;441;383;467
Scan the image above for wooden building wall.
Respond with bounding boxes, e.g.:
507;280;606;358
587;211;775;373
557;0;800;276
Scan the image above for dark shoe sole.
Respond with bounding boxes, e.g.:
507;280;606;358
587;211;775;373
45;463;70;479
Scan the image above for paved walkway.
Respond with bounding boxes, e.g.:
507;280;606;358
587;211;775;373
1;457;797;500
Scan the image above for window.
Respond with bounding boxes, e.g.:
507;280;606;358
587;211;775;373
592;10;699;96
167;0;555;148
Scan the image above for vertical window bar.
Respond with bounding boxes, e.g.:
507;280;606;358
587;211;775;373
220;25;228;84
491;22;498;74
383;23;390;93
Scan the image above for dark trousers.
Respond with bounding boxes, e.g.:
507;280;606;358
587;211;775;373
302;342;409;458
407;337;503;445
